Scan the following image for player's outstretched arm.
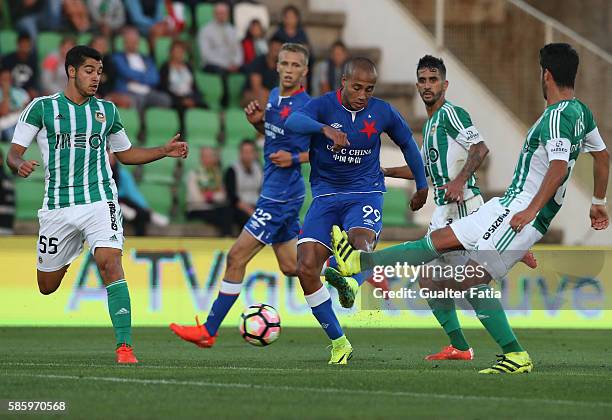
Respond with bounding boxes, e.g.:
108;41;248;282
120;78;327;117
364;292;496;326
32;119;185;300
438;142;489;203
589;148;609;230
114;134;188;165
7;143;39;178
510;160;567;232
382;166;414;179
244;100;265;134
286;111;349;152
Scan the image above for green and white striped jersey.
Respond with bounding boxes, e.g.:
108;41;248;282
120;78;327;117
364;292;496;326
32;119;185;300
12;92;132;210
500;98;605;234
421;100;483;206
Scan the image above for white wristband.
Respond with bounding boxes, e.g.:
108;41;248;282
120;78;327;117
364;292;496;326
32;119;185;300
592;196;607;205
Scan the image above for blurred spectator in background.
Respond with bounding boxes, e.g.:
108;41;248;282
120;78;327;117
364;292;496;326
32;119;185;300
113;26;172;138
224;139;262;230
41;35;76;95
272;5;310;50
87;0;127;37
90;34;131;107
125;0;184;52
10;0;62;41
109;153;169;236
241;19;268;67
312;40;349;97
186;147;232;236
2;33;39;99
63;0;92;33
159;40;207;132
0;148;15;235
241;36;281;106
271;5;313;90
197;2;243;108
0;68;29;142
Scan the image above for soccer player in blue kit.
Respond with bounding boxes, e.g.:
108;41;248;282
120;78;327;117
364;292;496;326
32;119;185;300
170;43;311;347
285;57;429;364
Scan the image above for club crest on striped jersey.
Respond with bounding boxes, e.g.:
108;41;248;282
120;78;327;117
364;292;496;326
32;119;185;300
95;111;106;123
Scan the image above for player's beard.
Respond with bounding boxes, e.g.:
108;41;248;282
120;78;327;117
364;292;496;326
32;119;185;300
421;90;442;107
75;77;96;98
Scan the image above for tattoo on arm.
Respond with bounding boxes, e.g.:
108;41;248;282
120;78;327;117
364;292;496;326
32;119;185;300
456;142;488;183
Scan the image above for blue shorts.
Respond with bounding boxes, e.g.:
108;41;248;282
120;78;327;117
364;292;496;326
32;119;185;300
244;196;303;245
298;192;383;250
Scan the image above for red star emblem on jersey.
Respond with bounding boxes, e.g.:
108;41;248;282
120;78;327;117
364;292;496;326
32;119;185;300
360;120;377;139
279;105;291;119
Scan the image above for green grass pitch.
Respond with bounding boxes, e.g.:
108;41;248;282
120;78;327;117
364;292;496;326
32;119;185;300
1;328;611;419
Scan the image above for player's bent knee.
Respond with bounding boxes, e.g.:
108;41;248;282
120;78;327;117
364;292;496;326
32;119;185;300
226;248;247;271
279;262;298;277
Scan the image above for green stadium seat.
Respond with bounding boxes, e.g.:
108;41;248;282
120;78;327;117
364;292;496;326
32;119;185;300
227;73;246;108
154;36;173;66
144;108;179;146
77;33;92;46
224;108;257;145
15;177;44;220
141;157;177;185
0;29;17;54
38;32;62;62
196;4;215;27
118;108;139;142
184;109;220;144
114;37;150;55
383;187;408;226
195;72;223;110
138;182;173;215
220;145;239;170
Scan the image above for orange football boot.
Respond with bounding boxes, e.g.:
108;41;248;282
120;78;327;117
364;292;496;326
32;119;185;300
169;316;217;348
116;344;139;364
425;345;474;361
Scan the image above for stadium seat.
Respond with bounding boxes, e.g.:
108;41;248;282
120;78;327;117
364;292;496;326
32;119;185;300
138;182;173;215
144;108;180;146
0;29;17;55
154;36;173;66
196;4;215;27
228;73;246;109
15;177;44;220
224;108;257;145
383;187;408;226
38;32;63;62
184;109;220;145
220;145;239;170
141;157;177;185
113;37;150;56
77;33;91;46
195;72;223;110
118;108;139;142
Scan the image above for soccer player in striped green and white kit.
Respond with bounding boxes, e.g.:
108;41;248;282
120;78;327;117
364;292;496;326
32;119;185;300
332;44;609;373
6;46;188;364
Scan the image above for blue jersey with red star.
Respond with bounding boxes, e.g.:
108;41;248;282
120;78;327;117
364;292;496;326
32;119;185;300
289;90;423;197
261;87;311;201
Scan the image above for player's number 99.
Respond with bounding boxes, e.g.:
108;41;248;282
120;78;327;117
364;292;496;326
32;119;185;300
39;235;59;254
362;205;381;222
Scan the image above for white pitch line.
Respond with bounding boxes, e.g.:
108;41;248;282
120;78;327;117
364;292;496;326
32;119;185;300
1;362;610;378
3;373;612;408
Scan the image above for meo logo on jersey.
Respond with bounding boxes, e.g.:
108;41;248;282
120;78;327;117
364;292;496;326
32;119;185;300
55;133;102;150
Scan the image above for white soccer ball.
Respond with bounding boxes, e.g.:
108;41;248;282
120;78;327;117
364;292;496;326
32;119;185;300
239;303;281;346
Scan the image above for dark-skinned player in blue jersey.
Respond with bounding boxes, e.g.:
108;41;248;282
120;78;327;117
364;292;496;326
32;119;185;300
169;43;311;347
285;57;428;364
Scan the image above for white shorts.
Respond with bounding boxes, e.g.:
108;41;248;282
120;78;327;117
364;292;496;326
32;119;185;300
426;195;484;271
37;200;124;272
449;197;543;279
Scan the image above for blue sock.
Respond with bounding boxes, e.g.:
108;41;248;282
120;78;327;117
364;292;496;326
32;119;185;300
204;280;242;336
306;286;343;340
325;256;370;286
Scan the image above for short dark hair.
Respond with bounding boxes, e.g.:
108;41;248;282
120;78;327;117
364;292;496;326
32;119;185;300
280;42;310;65
417;55;446;79
269;35;284;46
17;32;31;43
343;57;377;79
64;45;102;76
282;5;301;21
240;139;256;150
331;40;347;51
539;43;579;88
